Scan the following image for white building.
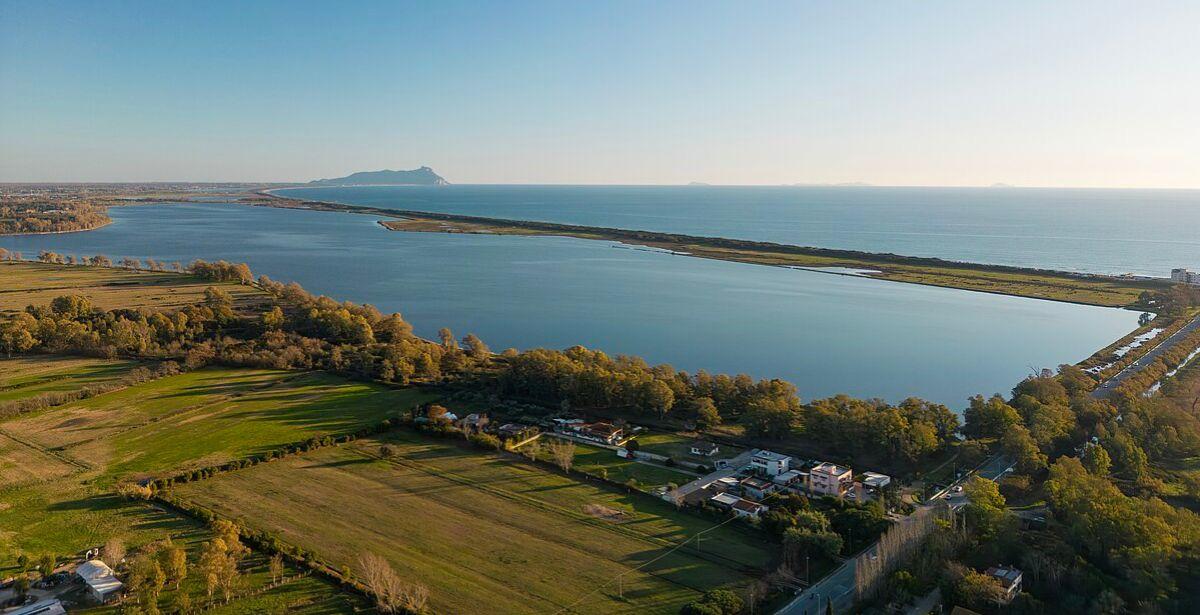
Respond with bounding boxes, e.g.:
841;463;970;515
76;560;123;603
709;493;768;519
1171;268;1200;285
986;565;1023;604
862;472;892;491
750;450;792;476
809;462;853;497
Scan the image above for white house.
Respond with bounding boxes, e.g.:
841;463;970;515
986;565;1023;604
750;450;791;476
739;475;776;501
76;560;123;603
809;462;853;497
862;472;892;491
689;441;719;456
772;469;805;489
709;493;768;519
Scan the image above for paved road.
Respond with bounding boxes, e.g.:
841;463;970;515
1092;313;1200;398
777;455;1012;615
668;448;756;501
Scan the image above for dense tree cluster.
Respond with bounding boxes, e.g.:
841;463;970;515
0;263;481;386
805;396;959;461
497;347;803;436
0;199;110;234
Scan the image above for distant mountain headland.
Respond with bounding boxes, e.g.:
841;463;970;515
308;167;449;186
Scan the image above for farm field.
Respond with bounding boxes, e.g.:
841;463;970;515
172;429;776;614
0;431;75;488
0;260;268;313
0;364;434;568
0;356;139;402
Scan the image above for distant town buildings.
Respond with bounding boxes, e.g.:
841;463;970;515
1171;268;1200;285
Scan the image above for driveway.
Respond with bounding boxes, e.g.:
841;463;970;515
667;448;756;502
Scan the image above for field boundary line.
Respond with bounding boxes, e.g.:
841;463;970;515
56;371;309;451
361;444;768;574
0;426;92;471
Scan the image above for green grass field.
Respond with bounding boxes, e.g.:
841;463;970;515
0;362;437;612
0;356;139;402
631;432;745;464
566;439;699;488
0;260;268;314
172;430;775;614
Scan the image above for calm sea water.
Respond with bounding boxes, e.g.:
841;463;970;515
0;202;1137;408
276;185;1200;277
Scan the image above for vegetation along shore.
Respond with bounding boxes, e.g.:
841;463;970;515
1;256;1199;614
249;191;1170;308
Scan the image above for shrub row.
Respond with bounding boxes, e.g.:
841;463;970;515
146;414;412;492
0;361;180;419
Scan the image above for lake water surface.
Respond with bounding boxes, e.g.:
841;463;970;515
0;202;1139;408
276;185;1200;277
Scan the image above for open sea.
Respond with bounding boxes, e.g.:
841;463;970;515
276;185;1200;277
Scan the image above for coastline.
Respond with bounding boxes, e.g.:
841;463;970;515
250;190;1167;309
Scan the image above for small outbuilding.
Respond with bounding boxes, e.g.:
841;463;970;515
76;559;123;603
689;441;719;456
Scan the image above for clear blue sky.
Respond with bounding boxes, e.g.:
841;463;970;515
1;1;1197;186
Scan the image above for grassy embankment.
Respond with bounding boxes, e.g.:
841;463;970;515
172;429;774;615
0;260;269;314
0;358;428;612
249;193;1168;308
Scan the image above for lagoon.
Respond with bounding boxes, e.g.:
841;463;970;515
0;202;1138;407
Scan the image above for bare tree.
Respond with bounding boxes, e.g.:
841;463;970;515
269;553;284;584
358;553;405;614
399;582;430;613
549;439;576;473
103;537;126;569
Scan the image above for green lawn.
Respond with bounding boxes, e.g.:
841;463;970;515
172;430;775;615
566;439;699;489
0;356;138;402
631;432;745;464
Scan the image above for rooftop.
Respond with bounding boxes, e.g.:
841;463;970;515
812;461;851;476
985;565;1023;588
752;450;791;462
710;492;741;506
732;498;766;513
740;476;773;489
77;559;123;595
